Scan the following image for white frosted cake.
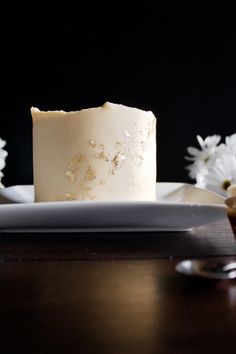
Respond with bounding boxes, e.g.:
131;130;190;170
31;102;157;202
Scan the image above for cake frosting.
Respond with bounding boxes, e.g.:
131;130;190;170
31;102;157;202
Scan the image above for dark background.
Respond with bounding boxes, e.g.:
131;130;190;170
1;2;236;187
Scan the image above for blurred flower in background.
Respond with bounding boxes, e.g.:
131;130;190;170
0;138;8;188
185;134;236;196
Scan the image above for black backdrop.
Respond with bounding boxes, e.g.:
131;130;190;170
1;2;236;187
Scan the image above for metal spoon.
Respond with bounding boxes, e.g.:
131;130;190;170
175;259;236;280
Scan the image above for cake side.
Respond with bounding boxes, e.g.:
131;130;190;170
32;102;157;202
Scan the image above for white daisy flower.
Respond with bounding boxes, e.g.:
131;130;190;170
185;135;221;180
202;154;236;197
0;138;7;188
186;159;208;184
225;133;236;149
185;133;236;196
218;134;236;155
186;135;221;162
0;139;6;149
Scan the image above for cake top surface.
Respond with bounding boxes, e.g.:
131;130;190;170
31;102;156;119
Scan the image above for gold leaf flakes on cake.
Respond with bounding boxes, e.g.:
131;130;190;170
65;170;75;182
65;154;85;182
89;140;97;148
110;151;126;175
68;154;85;172
65;192;76;201
85;164;96;181
95;150;109;162
75;184;93;200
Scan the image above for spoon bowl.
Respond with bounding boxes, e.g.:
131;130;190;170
176;259;236;280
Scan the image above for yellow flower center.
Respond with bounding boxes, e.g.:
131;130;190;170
222;180;231;191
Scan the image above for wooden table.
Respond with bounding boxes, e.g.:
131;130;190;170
0;219;236;354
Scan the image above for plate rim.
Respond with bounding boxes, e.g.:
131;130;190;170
0;182;227;232
0;182;226;208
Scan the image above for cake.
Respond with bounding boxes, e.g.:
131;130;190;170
31;102;157;202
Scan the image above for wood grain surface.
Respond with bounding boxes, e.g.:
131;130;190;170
0;220;235;353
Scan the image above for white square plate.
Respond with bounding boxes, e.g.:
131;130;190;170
0;182;226;232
